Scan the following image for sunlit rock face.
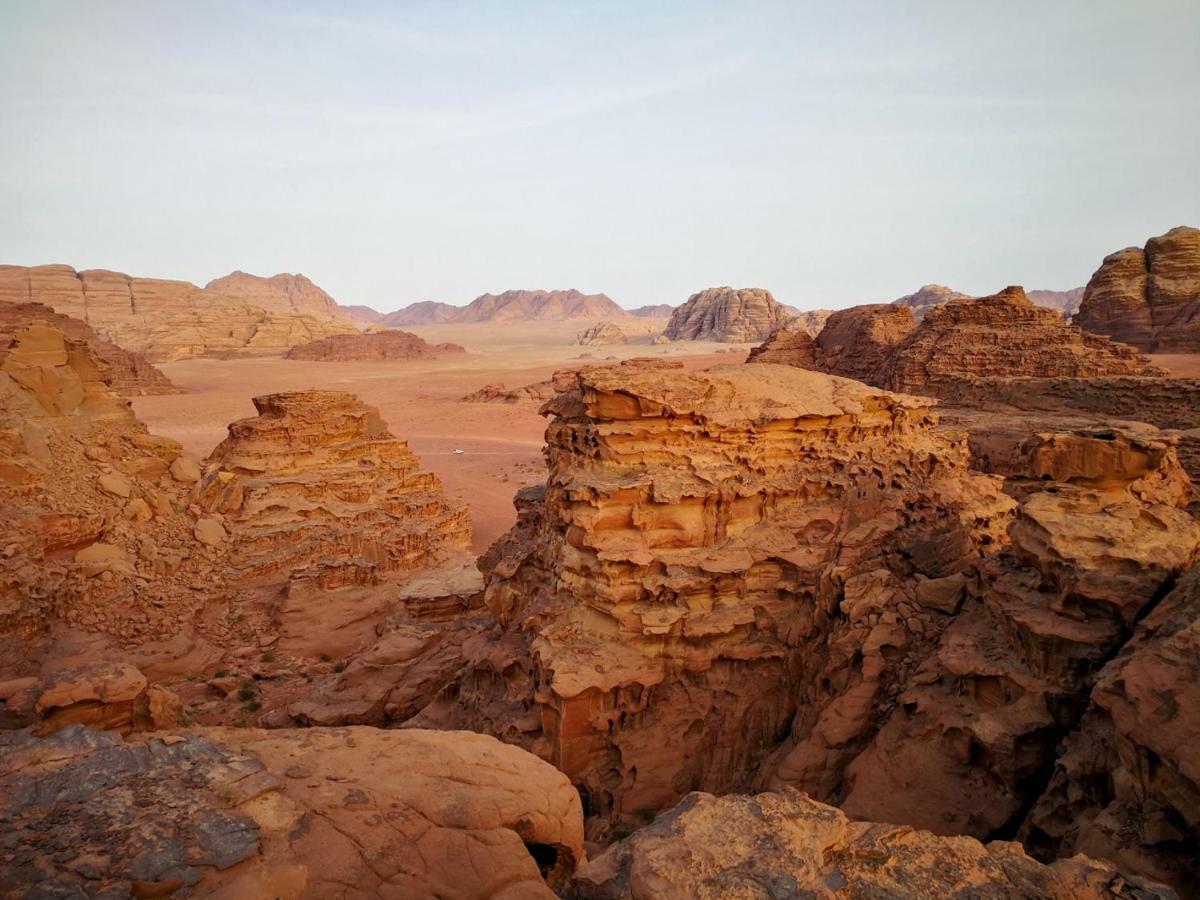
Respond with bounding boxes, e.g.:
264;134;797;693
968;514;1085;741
1074;226;1200;352
663;287;792;342
417;359;1015;837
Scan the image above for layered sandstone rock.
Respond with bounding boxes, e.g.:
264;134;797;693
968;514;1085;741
790;308;832;336
204;270;356;322
0;724;584;898
811;303;916;382
284;329;465;361
744;318;817;367
823;429;1200;850
893;283;972;319
0;301;177;396
0;662;181;735
457;289;630;323
663;287;791;342
879;287;1163;394
1074;226;1200;351
418;361;1015;836
0;264;360;361
575;321;627;346
570;789;1174;899
194;390;470;586
1022;565;1200;891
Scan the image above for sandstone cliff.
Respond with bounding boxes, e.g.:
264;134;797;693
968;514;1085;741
879;286;1163;394
204;270;356;322
744;317;818;367
284;329;465;361
0;264;360;361
663;287;791;342
194;390;471;587
0;300;177;395
574;321;627;346
1074;226;1200;351
417;361;1015;837
895;283;1085;320
812;303;916;382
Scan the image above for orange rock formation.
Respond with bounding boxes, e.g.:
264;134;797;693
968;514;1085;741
1074;225;1200;351
0;264;360;361
284;329;465;361
663;287;791;342
574;321;627;346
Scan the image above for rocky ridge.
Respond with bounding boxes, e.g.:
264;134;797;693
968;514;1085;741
663;287;792;342
284;329;465;361
0;264;360;361
1074;226;1200;351
574;321;627;346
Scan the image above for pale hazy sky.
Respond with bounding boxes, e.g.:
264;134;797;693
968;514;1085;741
2;1;1198;312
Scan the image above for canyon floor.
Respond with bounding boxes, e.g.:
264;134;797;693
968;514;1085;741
134;319;741;552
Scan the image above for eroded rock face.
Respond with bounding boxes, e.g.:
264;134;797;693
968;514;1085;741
194;390;471;586
203;270;356;322
824;429;1200;846
879;287;1163;393
570;789;1174;900
812;303;916;383
284;329;464;361
0;301;177;396
892;283;972;319
663;287;791;342
1022;565;1200;891
575;321;628;346
1075;226;1200;352
419;361;1014;836
0;264;359;361
0;324;226;658
744;318;818;367
0;724;584;899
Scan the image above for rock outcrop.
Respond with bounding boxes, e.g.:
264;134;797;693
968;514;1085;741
1022;564;1200;891
811;303;916;382
892;283;972;319
419;361;1015;836
203;271;356;322
878;286;1163;394
1028;287;1086;318
1074;226;1200;351
663;287;791;342
0;300;177;395
194;390;471;587
575;321;627;346
0;264;360;361
570;789;1174;899
0;724;584;898
458;289;630;323
284;329;465;361
629;304;674;318
791;308;832;336
744;318;818;367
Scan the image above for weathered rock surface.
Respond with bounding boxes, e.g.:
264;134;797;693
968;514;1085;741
203;270;357;322
895;284;1086;320
0;264;360;361
1074;226;1200;352
0;301;178;396
790;308;833;336
575;321;628;346
284;329;465;361
811;303;916;382
458;289;630;323
0;662;181;734
1022;564;1200;892
195;390;471;587
0;324;226;659
0;724;584;898
663;287;791;342
879;286;1163;394
419;360;1015;837
744;317;818;367
570;789;1175;899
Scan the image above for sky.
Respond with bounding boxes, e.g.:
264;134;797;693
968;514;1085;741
2;1;1198;312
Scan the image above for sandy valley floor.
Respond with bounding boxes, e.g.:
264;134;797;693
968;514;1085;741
134;320;744;552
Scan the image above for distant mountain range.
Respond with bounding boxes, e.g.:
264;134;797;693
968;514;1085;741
892;283;1085;319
